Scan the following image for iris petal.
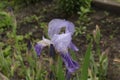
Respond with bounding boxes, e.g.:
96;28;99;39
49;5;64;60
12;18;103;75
60;52;79;73
69;42;79;51
34;37;51;56
51;33;71;53
48;19;75;38
34;44;43;56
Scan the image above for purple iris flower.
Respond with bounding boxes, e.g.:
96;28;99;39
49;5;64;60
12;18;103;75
34;19;79;73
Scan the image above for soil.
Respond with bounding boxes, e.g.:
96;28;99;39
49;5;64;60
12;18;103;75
1;1;120;80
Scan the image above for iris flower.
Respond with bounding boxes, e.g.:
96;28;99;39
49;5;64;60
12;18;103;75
34;19;79;73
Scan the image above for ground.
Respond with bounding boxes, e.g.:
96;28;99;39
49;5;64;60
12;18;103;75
1;1;120;80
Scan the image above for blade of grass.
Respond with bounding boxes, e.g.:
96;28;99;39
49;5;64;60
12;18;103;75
81;42;92;80
0;72;9;80
56;56;65;80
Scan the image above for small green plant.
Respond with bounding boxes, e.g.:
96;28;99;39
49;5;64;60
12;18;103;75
74;26;86;36
57;0;92;15
79;26;108;80
39;22;48;37
0;11;14;33
78;6;91;22
23;15;40;23
0;1;8;11
88;25;108;80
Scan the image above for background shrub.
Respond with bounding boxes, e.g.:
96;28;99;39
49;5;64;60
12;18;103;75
13;0;42;6
57;0;92;15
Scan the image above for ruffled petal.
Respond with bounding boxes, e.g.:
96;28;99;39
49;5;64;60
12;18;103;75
69;42;79;51
60;52;79;73
51;33;71;53
48;19;75;38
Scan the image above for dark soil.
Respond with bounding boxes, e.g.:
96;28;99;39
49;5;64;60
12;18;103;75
4;1;120;80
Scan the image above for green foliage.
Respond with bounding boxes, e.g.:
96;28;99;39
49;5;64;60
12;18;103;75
56;56;65;80
57;0;92;15
78;6;91;21
0;11;13;33
23;15;39;23
74;26;86;36
0;1;9;10
13;0;42;6
93;25;101;45
39;22;48;38
79;26;108;80
88;26;108;80
0;52;11;77
81;42;92;80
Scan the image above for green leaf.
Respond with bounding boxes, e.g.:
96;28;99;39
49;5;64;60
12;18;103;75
81;42;92;80
0;11;13;28
56;56;65;80
16;35;24;41
3;45;11;57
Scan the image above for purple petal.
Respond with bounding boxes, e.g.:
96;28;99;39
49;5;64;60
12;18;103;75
34;37;51;56
51;33;71;53
69;42;79;51
34;44;43;56
48;19;75;38
60;52;79;73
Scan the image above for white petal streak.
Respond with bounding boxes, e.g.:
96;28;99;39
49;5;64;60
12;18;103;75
37;37;51;47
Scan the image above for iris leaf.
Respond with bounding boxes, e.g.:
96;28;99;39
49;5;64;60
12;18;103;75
81;42;92;80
